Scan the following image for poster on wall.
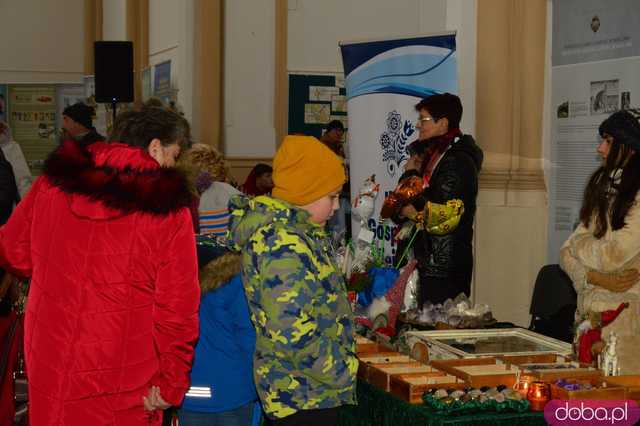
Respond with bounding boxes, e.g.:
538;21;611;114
0;85;7;122
340;34;458;264
56;84;85;133
547;0;640;262
288;73;347;139
83;76;108;137
154;60;171;104
8;85;57;174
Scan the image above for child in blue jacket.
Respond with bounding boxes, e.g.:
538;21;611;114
178;235;260;426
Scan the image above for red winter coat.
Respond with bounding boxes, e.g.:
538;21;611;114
0;141;200;425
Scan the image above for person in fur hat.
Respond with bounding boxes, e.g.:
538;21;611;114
561;108;640;374
178;235;259;425
0;105;200;425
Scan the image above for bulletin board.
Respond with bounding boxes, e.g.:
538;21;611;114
288;73;347;138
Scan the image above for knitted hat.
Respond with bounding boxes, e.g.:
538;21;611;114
272;135;346;206
599;109;640;152
415;93;463;128
63;102;94;129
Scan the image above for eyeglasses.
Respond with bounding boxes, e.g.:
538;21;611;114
417;117;434;124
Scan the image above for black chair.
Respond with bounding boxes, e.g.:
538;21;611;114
528;264;577;343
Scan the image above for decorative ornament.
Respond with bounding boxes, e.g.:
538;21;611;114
576;302;628;364
599;331;620;376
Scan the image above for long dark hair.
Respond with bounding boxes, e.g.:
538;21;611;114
579;140;640;238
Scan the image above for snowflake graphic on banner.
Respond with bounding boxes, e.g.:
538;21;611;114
379;110;415;177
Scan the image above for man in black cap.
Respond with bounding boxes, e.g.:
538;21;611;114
320;119;351;239
320;119;346;157
62;102;104;147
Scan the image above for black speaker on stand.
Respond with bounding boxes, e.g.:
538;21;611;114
94;41;134;126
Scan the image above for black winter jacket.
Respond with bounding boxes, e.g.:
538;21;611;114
78;128;105;148
395;134;483;302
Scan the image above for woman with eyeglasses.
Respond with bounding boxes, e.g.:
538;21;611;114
392;93;483;307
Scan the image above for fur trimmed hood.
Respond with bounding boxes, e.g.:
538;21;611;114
196;235;242;294
43;140;192;215
199;252;242;294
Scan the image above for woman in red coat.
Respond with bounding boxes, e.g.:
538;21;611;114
0;106;200;425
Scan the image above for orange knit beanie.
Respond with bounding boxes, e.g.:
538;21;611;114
272;135;346;206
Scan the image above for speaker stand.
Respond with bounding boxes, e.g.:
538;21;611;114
111;100;117;128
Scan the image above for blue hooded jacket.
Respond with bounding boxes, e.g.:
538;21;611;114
181;235;258;413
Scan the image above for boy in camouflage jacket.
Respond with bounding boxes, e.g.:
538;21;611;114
229;135;357;425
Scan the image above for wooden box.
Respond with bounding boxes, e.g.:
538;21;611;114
355;335;382;355
390;372;465;404
357;352;413;381
604;376;640;402
367;362;435;391
499;353;569;365
550;377;627;400
430;357;519;388
500;354;601;381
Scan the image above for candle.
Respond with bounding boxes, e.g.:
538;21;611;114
527;381;550;412
515;375;534;397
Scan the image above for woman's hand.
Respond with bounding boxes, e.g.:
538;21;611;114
143;386;170;411
400;204;418;220
404;154;423;172
587;268;640;292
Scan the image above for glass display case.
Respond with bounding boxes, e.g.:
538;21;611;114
405;328;573;361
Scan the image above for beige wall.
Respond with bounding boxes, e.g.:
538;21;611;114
0;0;84;83
148;0;195;126
224;0;277;157
287;0;447;73
473;0;548;327
103;0;127;41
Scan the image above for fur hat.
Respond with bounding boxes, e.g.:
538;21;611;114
272;135;345;206
63;102;94;129
599;109;640;152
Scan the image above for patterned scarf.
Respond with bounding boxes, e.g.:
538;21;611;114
420;128;462;188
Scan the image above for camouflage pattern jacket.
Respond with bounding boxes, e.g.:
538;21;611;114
229;195;357;419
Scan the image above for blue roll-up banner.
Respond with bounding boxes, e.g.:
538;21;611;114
340;33;458;265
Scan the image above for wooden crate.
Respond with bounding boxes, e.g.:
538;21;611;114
550;377;627;400
357;352;413;381
519;365;601;382
499;353;569;365
367;363;435;391
430;357;518;388
500;354;601;382
604;376;640;402
390;372;465;404
355;335;382;355
498;354;602;383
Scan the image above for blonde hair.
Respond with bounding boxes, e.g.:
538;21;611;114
182;143;231;183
